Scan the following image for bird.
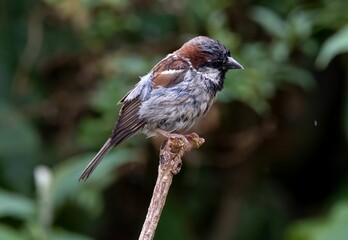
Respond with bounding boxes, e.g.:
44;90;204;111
79;36;243;181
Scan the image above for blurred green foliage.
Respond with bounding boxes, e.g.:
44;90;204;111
287;201;348;240
1;0;348;239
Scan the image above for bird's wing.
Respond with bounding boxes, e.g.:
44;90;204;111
112;55;191;142
118;55;191;106
79;97;144;181
151;55;191;88
110;96;145;145
113;55;191;138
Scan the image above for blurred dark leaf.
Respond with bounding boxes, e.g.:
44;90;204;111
316;25;348;69
344;82;348;140
0;189;35;220
0;225;24;240
51;149;135;216
286;201;348;240
0;104;41;193
250;6;287;39
52;228;94;240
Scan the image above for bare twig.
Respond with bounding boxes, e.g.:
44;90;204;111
138;133;204;240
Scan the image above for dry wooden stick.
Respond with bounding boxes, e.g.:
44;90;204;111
138;133;205;240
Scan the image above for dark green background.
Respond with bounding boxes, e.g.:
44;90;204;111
1;0;348;239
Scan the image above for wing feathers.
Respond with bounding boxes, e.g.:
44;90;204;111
151;56;190;88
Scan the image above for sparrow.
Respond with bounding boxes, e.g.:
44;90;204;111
79;36;243;181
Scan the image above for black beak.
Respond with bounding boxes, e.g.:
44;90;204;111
225;56;243;70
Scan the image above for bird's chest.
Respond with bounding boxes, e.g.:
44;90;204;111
155;87;215;132
139;74;217;134
158;100;213;133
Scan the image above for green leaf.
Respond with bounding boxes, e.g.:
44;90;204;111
344;79;348;140
0;189;35;220
286;201;348;240
275;65;316;90
288;10;313;40
0;225;24;240
52;228;94;240
316;25;348;69
51;149;135;215
250;6;287;39
0;104;41;193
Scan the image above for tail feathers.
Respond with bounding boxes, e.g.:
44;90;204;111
79;128;141;181
79;116;145;182
79;138;114;181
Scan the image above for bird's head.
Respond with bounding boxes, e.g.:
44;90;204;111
176;36;243;71
175;36;243;90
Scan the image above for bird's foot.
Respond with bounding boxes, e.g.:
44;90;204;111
184;132;205;149
156;129;205;153
157;129;205;175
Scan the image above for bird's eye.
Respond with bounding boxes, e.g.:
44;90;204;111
215;59;224;66
222;57;229;64
226;50;231;57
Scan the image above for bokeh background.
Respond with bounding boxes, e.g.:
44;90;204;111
1;0;348;239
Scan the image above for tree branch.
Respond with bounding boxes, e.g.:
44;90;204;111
138;133;204;240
